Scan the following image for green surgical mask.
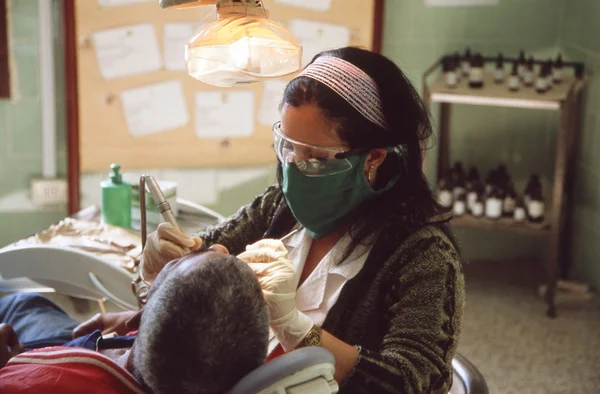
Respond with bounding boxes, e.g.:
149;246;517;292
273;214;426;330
282;153;399;239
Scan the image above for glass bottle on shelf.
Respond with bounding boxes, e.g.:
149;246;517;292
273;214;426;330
517;49;527;79
453;52;462;81
514;197;527;222
444;56;458;88
484;169;497;196
461;47;472;77
466;166;480;191
545;59;554;89
467;180;482;213
494;53;505;83
469;53;484;89
452;162;467;200
503;182;518;218
508;61;520;91
485;186;503;220
453;191;467;217
437;172;454;209
536;62;550;94
527;188;545;223
471;189;485;218
524;174;542;207
553;54;564;84
523;57;535;87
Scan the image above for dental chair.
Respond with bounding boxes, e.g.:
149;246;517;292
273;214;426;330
230;349;488;394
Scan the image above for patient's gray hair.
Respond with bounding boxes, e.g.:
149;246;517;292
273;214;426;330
132;254;269;394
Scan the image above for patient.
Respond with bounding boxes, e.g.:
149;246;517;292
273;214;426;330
0;246;269;393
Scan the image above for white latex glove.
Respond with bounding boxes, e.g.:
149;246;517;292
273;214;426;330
238;239;314;352
141;222;203;282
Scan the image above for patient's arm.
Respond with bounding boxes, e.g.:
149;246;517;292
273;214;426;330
0;324;23;368
72;311;139;339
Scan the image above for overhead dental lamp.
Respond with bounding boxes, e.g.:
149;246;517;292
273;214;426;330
159;0;303;87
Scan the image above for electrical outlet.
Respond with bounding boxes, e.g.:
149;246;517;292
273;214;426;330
30;178;68;206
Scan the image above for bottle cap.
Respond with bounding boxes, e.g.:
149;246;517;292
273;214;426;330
109;163;123;184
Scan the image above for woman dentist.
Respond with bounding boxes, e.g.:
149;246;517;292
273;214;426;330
78;47;465;393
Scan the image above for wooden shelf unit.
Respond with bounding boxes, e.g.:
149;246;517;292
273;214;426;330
422;58;587;318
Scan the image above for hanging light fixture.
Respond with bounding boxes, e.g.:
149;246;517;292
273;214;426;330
159;0;302;87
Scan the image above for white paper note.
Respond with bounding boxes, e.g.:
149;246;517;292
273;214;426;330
121;80;189;136
195;91;255;138
97;0;153;6
425;0;498;6
92;24;162;80
274;0;332;12
258;80;287;126
288;19;351;67
164;23;208;71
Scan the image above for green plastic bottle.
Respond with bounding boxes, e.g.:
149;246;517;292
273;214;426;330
101;163;132;228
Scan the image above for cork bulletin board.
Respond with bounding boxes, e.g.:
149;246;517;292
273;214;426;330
73;0;382;172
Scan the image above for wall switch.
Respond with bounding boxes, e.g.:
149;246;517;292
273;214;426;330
30;178;68;206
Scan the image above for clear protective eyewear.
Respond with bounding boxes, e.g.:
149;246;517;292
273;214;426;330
272;121;369;177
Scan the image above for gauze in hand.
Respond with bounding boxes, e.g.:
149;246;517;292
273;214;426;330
238;239;314;351
141;222;203;282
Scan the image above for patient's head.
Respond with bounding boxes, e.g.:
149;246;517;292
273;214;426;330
132;247;269;394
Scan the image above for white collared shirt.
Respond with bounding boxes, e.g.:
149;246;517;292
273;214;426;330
268;228;372;352
284;228;372;326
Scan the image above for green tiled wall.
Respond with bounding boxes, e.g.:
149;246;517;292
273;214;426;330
558;0;600;290
0;0;67;246
382;0;563;262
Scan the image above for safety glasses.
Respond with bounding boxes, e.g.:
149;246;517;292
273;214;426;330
272;121;368;177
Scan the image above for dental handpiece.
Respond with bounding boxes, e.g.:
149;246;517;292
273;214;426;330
141;175;179;229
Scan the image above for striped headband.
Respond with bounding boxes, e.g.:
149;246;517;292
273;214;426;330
298;55;388;130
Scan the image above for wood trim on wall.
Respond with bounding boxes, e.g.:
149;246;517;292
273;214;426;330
372;0;384;54
63;0;80;214
0;0;10;98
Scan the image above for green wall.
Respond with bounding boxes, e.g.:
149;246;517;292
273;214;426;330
0;0;67;246
558;0;600;290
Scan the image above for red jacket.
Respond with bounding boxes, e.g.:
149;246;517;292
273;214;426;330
0;347;145;394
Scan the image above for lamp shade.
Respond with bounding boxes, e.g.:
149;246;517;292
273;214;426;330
185;14;302;87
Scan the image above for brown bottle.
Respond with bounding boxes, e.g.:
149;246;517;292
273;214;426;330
502;182;517;218
443;56;458;88
471;190;485;218
527;188;545;223
513;197;526;222
453;191;467;217
535;62;550;93
494;53;505;83
517;49;527;79
485;186;503;220
437;171;454;209
523;57;535;87
553;54;564;83
508;61;520;91
469;53;484;89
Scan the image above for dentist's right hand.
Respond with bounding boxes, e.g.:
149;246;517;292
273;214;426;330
140;222;203;282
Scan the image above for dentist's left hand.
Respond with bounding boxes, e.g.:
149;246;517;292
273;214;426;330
238;240;314;352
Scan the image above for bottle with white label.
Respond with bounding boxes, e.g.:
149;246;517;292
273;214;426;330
453;192;467;217
484;170;497;196
524;174;542;207
513;197;526;222
485;187;503;220
535;62;550;94
502;182;517;218
508;61;520;92
452;162;467;200
461;48;472;77
437;174;454;209
443;56;458;88
494;53;505;84
517;50;527;79
527;189;545;223
523;57;535;87
553;54;564;84
469;53;484;89
472;192;485;218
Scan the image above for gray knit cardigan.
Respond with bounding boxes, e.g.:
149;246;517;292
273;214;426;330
197;185;464;393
